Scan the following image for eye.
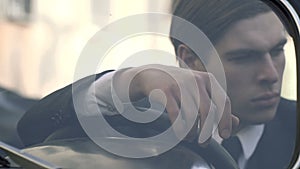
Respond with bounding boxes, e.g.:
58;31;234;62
270;46;285;57
228;55;249;62
227;51;260;63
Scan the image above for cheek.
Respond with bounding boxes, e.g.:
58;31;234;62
224;66;254;94
277;57;285;79
223;66;256;110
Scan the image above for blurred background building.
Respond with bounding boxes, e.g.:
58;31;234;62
0;0;296;100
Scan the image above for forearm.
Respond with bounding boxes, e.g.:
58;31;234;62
87;70;118;116
86;67;145;116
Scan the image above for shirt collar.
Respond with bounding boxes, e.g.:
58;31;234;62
236;124;265;159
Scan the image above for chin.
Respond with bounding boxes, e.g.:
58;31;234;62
241;108;277;125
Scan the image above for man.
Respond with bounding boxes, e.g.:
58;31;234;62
17;0;297;169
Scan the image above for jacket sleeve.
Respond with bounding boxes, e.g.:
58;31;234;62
17;70;114;146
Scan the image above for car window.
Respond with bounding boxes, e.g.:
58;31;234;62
0;0;299;169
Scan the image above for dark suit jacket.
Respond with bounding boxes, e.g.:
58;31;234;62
17;71;298;169
245;98;297;169
17;71;114;146
0;87;37;148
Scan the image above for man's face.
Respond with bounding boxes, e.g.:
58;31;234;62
213;12;287;125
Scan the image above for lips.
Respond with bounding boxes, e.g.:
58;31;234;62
251;92;280;107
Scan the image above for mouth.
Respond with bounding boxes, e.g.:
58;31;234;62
251;92;280;108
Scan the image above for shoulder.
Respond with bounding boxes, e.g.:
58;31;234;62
276;98;296;122
277;97;296;112
269;97;297;135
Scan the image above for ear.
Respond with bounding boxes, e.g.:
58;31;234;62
177;44;206;71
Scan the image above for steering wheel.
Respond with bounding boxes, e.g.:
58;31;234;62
39;106;239;169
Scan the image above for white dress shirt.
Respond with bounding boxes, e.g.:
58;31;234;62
214;124;265;169
236;124;265;169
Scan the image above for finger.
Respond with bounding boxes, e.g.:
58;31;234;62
231;115;240;134
178;72;205;142
166;95;180;123
194;75;214;144
217;96;232;139
198;136;212;148
180;89;200;141
197;87;211;131
165;93;185;139
206;74;232;139
198;102;218;143
190;73;210;131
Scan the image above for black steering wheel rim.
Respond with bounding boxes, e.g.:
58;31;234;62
42;108;239;169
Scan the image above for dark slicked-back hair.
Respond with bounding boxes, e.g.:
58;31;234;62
170;0;273;55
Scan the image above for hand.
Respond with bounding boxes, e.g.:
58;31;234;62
101;64;239;143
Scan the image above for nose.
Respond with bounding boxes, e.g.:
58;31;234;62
256;53;279;85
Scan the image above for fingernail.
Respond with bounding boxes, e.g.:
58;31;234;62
221;129;231;139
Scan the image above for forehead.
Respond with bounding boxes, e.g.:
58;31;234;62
215;12;286;53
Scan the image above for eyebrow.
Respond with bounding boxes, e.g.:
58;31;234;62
271;38;288;50
223;38;288;57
